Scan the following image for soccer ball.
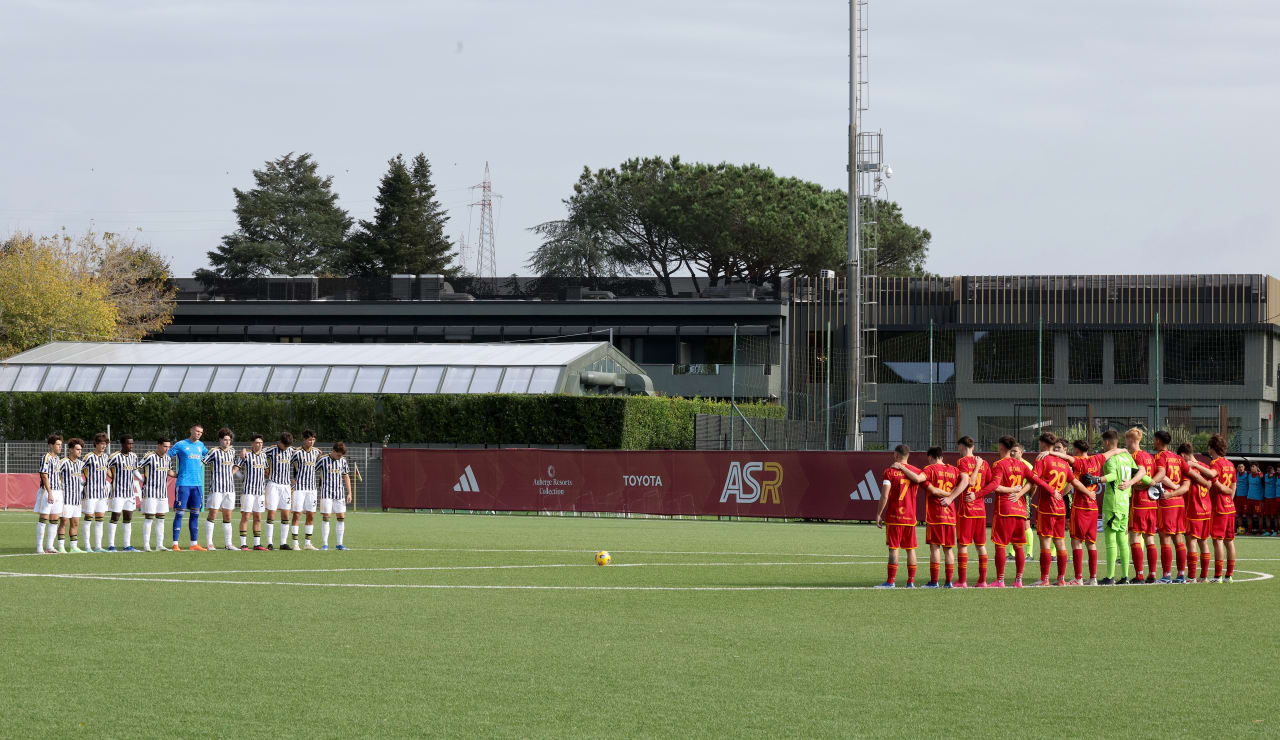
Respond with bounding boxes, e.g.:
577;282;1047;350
595;551;611;566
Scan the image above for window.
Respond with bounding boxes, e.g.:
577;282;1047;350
409;367;443;394
153;366;187;393
441;367;474;394
294;367;328;393
97;366;130;392
1268;339;1275;387
0;365;17;392
40;366;74;392
468;367;501;393
1164;330;1244;385
68;366;101;392
123;366;159;392
237;366;271;393
13;365;47;391
527;367;560;394
323;367;357;393
209;366;243;393
702;337;734;364
876;331;955;384
1067;331;1104;384
861;415;879;433
351;366;386;393
381;367;415;394
180;366;214;393
1113;332;1149;384
500;367;533;393
266;366;300;393
888;416;904;448
973;331;1053;384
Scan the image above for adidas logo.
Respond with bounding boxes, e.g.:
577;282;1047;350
453;465;479;493
849;470;881;501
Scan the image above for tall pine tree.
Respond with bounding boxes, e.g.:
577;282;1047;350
337;153;454;276
198;152;351;281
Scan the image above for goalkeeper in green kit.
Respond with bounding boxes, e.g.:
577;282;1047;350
1081;429;1151;584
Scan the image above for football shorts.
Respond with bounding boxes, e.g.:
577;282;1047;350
291;489;317;514
1185;517;1211;540
991;515;1028;546
1211;512;1236;540
141;497;170;516
884;524;917;550
1070;508;1098;543
109;495;137;513
241;493;265;514
174;486;203;510
35;488;64;517
1157;506;1186;535
60;504;82;519
925;522;955;547
1129;508;1159;535
83;498;109;516
1266;498;1280;516
1036;513;1065;539
265;482;292;511
208;490;236;511
318;498;346;515
1246;500;1265;516
957;517;987;546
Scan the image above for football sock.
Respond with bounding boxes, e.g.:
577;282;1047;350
1056;549;1067;581
944;562;953;585
1175;543;1187;575
978;554;989;583
1130;543;1144;578
1187;550;1198;579
36;521;45;551
906;563;916;585
1072;548;1083;580
305;524;314;541
929;562;939;584
59;533;67;549
108;521;117;548
292;524;300;544
207;520;216;548
1146;544;1157;577
172;511;183;543
1201;553;1210;577
1214;558;1223;578
223;522;233;547
254;535;261;546
142;518;152;549
266;522;275;545
46;523;58;550
886;562;898;584
1014;545;1026;580
123;522;132;549
1040;550;1051;581
994;546;1007;582
1226;559;1235;578
336;520;345;546
322;521;331;545
188;512;198;542
154;518;165;548
957;552;968;584
1088;548;1098;579
240;530;247;547
1161;545;1173;576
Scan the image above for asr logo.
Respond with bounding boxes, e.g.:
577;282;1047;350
719;462;783;504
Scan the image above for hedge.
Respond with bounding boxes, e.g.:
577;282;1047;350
0;393;784;450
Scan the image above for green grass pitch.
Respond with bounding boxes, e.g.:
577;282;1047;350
1;510;1277;738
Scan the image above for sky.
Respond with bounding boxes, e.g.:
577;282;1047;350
2;0;1277;279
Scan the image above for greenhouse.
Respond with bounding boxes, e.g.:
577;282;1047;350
0;342;653;396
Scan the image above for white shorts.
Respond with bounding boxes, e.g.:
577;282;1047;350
83;498;109;515
61;504;82;519
109;495;137;513
208;490;236;511
266;482;292;511
241;493;265;514
291;489;317;513
141;497;169;516
318;498;346;515
36;488;64;517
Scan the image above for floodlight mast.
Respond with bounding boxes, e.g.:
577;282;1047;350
846;0;864;451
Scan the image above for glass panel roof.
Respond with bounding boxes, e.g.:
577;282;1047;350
181;366;214;393
40;365;74;392
468;367;501;393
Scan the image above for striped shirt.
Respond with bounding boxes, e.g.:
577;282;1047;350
82;452;112;499
292;446;321;490
317;455;349;500
203;447;238;493
61;458;86;506
136;452;172;499
264;445;294;484
108;451;139;496
242;450;267;496
40;452;65;491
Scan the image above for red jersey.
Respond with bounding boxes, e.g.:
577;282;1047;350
955;455;989;519
1031;455;1072;515
882;464;921;526
980;457;1029;518
1185;460;1212;519
1154;449;1187;509
1071;454;1104;511
1132;449;1157;508
1209;457;1237;514
923;462;960;525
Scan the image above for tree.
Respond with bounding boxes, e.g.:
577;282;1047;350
198;152;351;282
861;199;931;277
525;220;632;288
336;154;455;276
75;231;177;341
0;234;117;358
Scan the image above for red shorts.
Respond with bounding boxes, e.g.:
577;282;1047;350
1234;496;1246;514
885;524;917;550
1245;500;1264;516
1129;507;1159;535
957;517;987;546
1211;512;1236;540
1070;508;1098;543
1157;505;1186;535
1185;517;1211;540
991;515;1028;546
1267;499;1280;516
926;522;956;547
1036;513;1065;539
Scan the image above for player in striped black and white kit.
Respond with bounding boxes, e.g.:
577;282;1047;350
81;433;113;552
237;434;268;550
137;439;175;551
263;432;294;550
202;428;239;551
57;438;86;553
289;430;321;550
107;436;140;551
316;442;353;550
35;434;65;554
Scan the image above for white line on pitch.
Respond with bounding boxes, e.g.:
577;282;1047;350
0;561;876;578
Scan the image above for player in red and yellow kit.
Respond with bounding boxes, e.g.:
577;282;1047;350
953;436;990;588
1149;430;1191;583
1025;433;1073;586
977;435;1032;587
1206;434;1238;582
875;444;921;588
1066;439;1106;584
1180;444;1216;583
920;447;966;589
1124;428;1159;583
